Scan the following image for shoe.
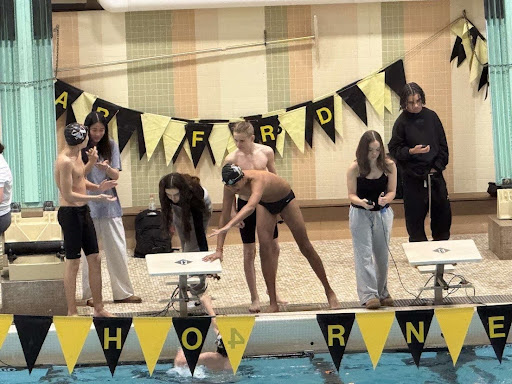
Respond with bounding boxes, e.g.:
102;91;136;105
365;298;381;310
114;295;142;304
86;299;94;307
380;296;395;307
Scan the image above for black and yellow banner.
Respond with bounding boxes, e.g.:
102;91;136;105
477;304;512;363
216;316;255;374
54;79;82;121
395;309;434;367
251;115;282;151
93;317;133;376
185;123;215;167
317;313;355;372
310;96;336;143
173;316;211;376
14;315;53;374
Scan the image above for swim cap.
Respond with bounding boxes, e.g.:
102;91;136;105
222;163;244;185
215;335;228;357
64;123;88;146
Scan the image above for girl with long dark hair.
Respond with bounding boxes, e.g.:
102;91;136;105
158;173;212;252
81;111;141;306
347;130;397;310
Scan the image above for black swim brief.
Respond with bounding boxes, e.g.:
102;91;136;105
237;198;278;243
258;190;296;215
57;205;99;259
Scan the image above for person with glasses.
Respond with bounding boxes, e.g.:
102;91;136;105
388;82;452;243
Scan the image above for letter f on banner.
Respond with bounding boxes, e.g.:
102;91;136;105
317;313;355;371
185;123;214;167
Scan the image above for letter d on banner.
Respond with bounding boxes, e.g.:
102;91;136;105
317;313;355;371
173;317;211;376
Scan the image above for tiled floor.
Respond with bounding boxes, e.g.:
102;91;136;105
49;232;510;317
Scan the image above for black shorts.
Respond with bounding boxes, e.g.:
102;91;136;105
259;190;295;215
237;198;278;244
57;205;99;259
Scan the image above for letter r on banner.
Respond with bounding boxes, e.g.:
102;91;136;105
260;125;275;142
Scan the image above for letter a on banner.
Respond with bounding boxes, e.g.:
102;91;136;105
185;123;214;167
93;317;133;376
317;313;355;371
173;317;211;376
395;309;434;367
477;304;512;363
133;317;173;376
435;307;474;366
14;315;53;373
216;316;255;374
54;79;82;120
355;312;394;369
54;316;93;374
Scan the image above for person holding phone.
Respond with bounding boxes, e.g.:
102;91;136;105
347;130;397;310
388;82;452;242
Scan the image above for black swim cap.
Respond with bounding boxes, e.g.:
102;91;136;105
64;123;88;146
222;163;244;185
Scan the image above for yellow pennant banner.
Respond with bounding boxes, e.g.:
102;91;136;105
54;316;93;374
162;119;187;166
209;123;232;165
0;314;13;349
356;311;394;369
216;316;255;374
280;107;306;153
435;307;474;366
384;85;393;113
108;115;119;146
141;113;171;161
469;37;488;83
72;92;97;125
357;72;386;120
133;317;173;376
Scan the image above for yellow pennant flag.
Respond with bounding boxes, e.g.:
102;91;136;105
357;72;386;120
133;317;173;376
72;92;97;125
469;38;488;83
108;115;119;145
54;316;93;374
141;113;171;161
0;314;13;349
356;311;394;369
334;94;344;138
451;18;472;38
384;85;393;113
209;123;232;165
162;119;187;166
435;307;474;366
216;316;255;374
226;134;237;154
279;107;306;153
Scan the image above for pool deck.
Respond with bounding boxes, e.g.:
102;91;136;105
16;232;506;317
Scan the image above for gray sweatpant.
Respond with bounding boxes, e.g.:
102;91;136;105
349;206;393;305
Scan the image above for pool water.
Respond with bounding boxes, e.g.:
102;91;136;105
1;345;511;383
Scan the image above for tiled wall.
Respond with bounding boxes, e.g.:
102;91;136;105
52;0;493;207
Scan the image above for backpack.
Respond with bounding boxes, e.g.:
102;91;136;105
134;209;172;258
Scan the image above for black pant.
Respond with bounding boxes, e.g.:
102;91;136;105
402;172;452;242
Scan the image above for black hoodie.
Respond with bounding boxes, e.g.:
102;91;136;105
388;107;449;179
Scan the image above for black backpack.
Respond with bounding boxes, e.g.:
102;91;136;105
134;209;172;258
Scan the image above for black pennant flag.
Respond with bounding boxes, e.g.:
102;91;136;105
173;317;211;376
93;317;133;376
450;36;467;67
316;313;355;372
54;79;82;120
395;310;434;367
382;59;407;96
477;304;512;363
479;65;489;92
116;108;142;153
309;96;335;143
92;98;120;124
287;101;313;147
14;315;53;373
251;115;282;151
338;83;368;126
185;123;214;167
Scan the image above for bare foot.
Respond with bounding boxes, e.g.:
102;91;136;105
327;291;341;310
267;290;288;305
264;304;280;313
94;308;116;317
249;299;261;313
